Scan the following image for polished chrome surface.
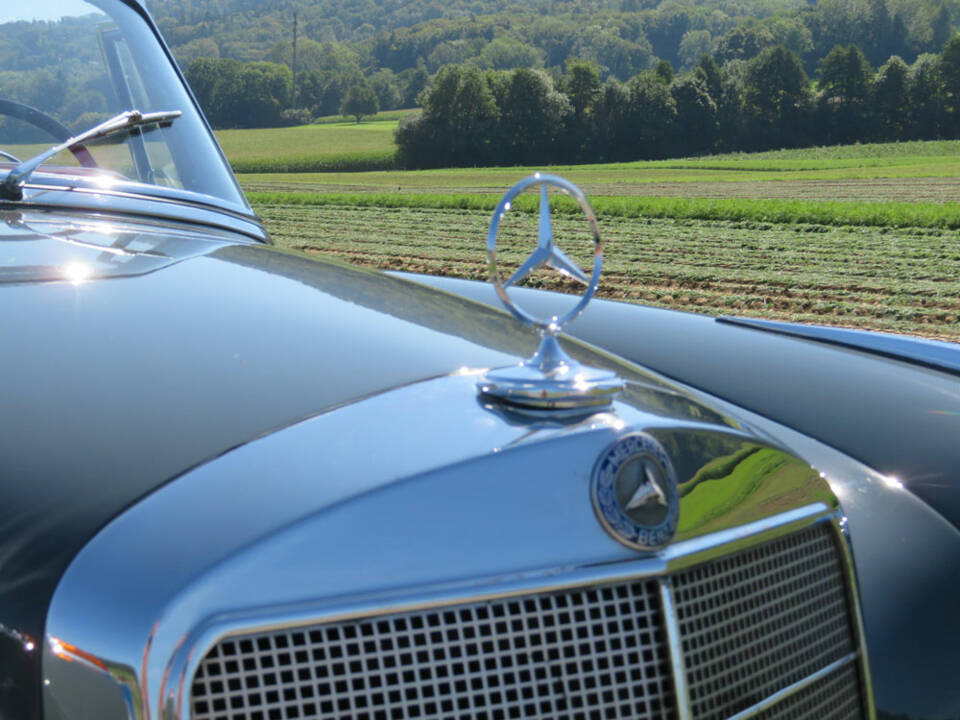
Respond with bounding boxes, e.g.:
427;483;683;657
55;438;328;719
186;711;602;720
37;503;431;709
0;185;266;241
478;174;623;411
186;513;862;720
725;653;859;720
672;522;860;719
43;369;850;720
486;174;600;332
658;579;692;720
193;579;674;720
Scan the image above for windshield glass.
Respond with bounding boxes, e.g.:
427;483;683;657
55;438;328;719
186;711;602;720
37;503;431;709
0;0;245;207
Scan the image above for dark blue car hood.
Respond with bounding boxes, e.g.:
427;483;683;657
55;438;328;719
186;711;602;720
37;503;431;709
1;214;641;717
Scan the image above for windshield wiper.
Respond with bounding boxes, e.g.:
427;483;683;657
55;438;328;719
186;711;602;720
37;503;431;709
0;109;182;201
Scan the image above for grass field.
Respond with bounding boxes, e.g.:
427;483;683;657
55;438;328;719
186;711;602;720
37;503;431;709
235;139;960;343
216;113;405;172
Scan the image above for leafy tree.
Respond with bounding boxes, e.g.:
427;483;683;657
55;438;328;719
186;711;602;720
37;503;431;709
762;16;814;61
294;69;325;111
643;9;690;68
671;75;718;154
938;33;960;128
819;45;873;102
716;60;747;151
818;45;872;144
185;57;224;119
907;53;944;139
694;54;723;103
570;26;653;81
368;68;401;111
716;23;776;64
315;68;365;116
678;30;713;72
426;39;478;72
238;62;292;127
743;46;810;149
654;59;674;84
474;37;544;70
396;65;499;168
562;60;602;123
398;67;430;108
626;71;677;158
593;78;631;161
496;68;571;164
560;60;602;160
933;5;952;51
871;55;910;140
340;84;379;123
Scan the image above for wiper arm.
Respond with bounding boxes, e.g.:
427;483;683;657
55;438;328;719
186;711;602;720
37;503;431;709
0;109;182;201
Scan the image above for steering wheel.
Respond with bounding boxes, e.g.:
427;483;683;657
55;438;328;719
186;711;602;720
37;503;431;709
0;98;97;167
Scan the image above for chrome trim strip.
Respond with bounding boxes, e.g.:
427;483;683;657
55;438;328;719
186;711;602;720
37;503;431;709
167;504;836;720
663;502;830;571
832;520;878;720
0;188;267;242
724;652;860;720
659;578;692;720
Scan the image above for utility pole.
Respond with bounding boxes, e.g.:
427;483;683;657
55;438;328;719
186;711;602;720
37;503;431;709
291;9;298;108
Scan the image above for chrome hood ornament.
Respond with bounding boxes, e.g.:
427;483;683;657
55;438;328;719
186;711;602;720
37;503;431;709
477;173;624;413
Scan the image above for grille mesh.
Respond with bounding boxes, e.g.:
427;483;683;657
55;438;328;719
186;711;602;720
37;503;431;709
192;523;864;720
754;663;862;720
192;580;674;720
672;523;859;720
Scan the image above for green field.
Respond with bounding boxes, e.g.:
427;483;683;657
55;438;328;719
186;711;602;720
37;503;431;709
236;140;960;343
216;114;404;173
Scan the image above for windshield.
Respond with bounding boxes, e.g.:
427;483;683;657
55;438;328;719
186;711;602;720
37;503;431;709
0;0;245;207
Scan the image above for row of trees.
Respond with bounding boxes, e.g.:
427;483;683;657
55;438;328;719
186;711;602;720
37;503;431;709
396;38;960;167
153;0;957;89
184;57;428;127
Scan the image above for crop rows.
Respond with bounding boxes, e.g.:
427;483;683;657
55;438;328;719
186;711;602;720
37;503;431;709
253;201;960;342
247;190;960;230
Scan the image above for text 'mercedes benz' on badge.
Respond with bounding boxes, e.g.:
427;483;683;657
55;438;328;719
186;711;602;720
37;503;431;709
592;433;679;551
477;173;624;414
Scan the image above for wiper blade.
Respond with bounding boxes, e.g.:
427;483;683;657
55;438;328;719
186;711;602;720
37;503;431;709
0;109;181;201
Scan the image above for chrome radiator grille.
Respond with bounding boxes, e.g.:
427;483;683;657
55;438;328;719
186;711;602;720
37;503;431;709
192;523;864;720
672;524;859;720
192;581;674;720
753;663;862;720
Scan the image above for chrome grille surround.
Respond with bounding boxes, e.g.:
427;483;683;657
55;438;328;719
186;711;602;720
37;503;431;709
750;662;863;720
193;580;674;720
672;524;858;720
191;511;871;720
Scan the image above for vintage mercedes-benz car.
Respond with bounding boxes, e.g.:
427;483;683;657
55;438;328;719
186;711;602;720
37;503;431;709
2;2;959;720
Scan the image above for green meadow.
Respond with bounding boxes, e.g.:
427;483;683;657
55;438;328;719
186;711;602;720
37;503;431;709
216;114;403;173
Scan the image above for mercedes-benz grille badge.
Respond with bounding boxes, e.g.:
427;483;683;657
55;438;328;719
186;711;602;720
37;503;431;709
476;173;624;413
592;433;679;551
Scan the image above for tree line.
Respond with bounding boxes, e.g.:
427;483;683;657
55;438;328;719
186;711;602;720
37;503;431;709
396;37;960;167
153;0;956;93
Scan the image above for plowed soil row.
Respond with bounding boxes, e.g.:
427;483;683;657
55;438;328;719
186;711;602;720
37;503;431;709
254;203;960;342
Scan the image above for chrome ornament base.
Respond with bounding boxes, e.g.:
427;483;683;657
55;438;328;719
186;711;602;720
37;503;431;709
477;173;625;414
478;334;624;412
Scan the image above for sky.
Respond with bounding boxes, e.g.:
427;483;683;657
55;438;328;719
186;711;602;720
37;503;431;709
0;0;93;23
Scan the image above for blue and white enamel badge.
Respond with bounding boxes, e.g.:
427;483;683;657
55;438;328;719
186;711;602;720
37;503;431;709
592;433;679;551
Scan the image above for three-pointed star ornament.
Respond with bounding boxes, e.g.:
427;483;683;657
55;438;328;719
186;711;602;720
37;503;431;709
505;185;589;289
477;173;624;413
624;462;669;512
